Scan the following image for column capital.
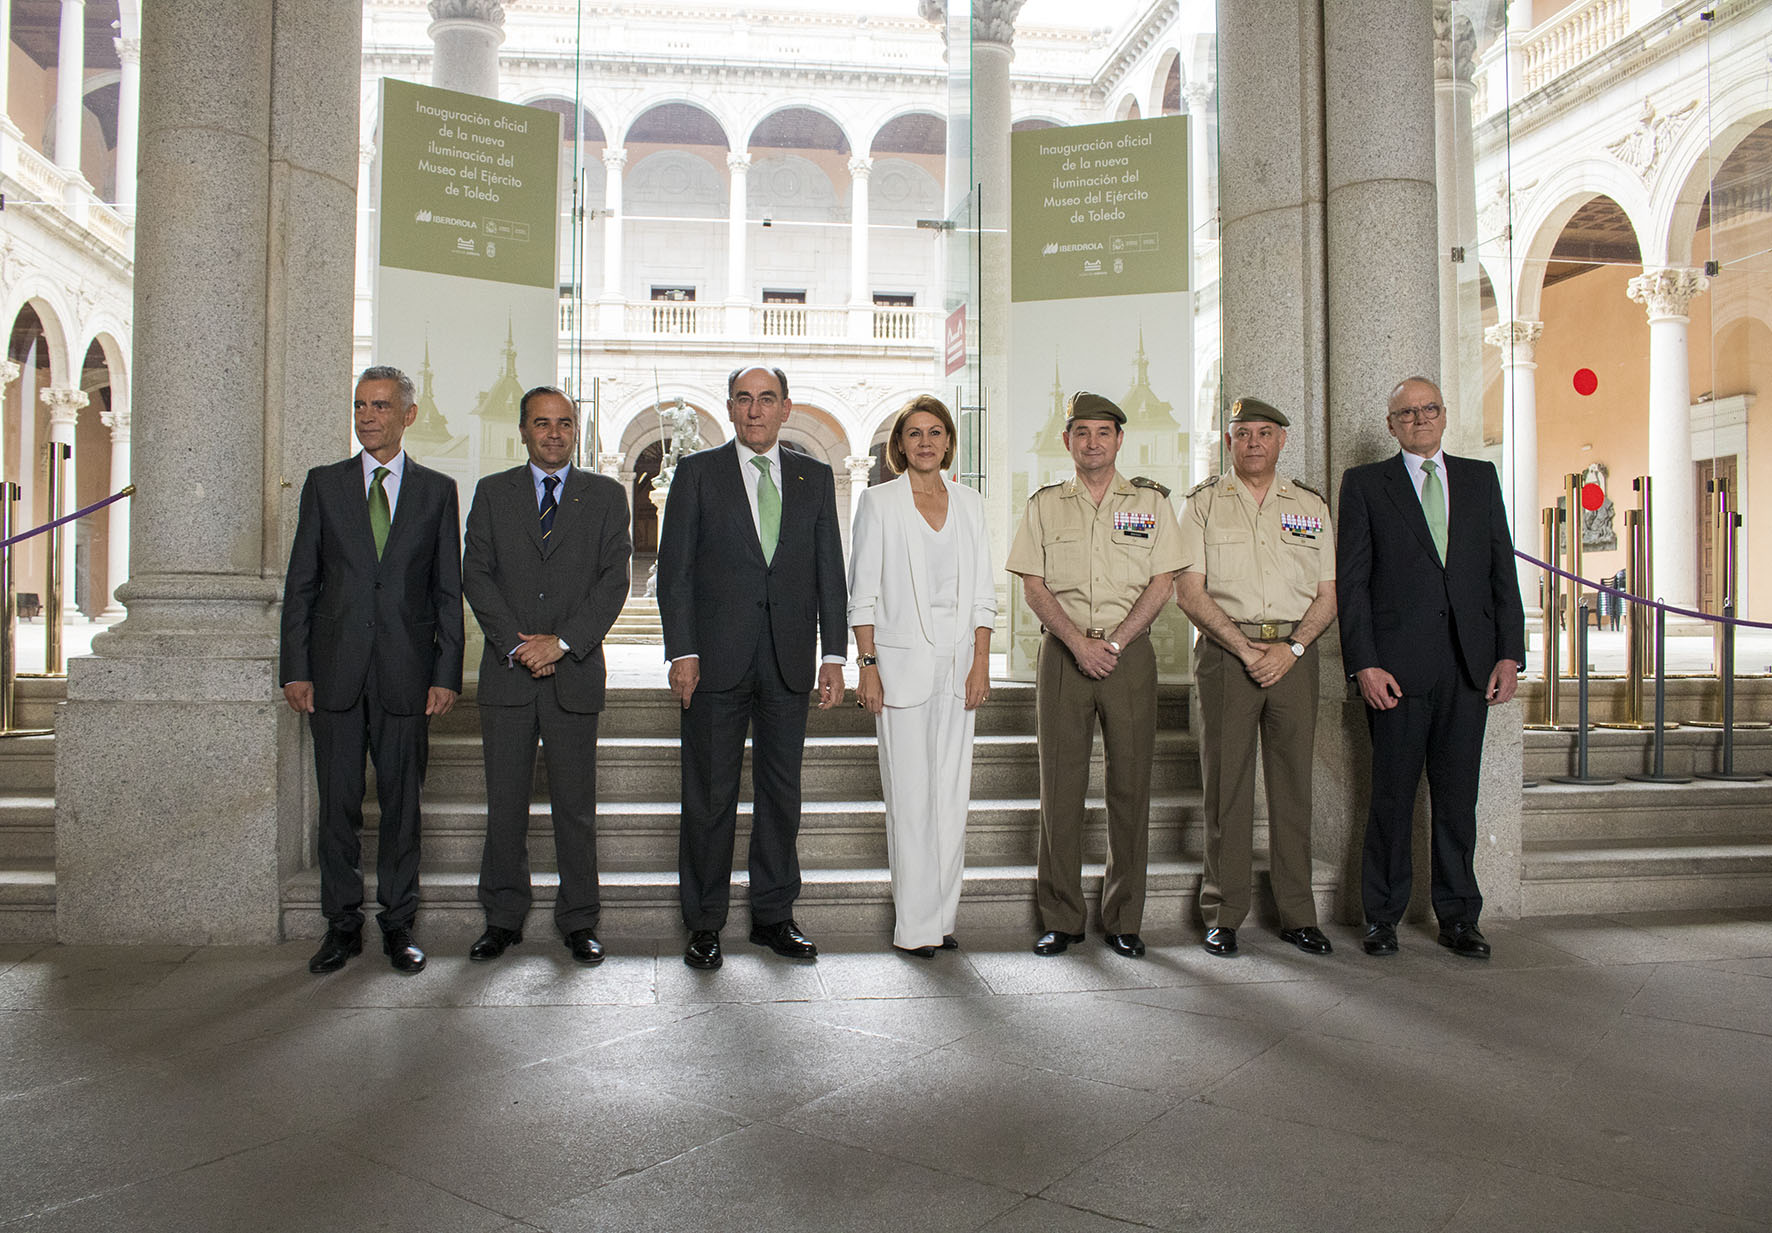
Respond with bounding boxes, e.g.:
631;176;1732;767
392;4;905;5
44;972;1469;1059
917;0;1025;50
0;359;20;392
848;155;873;181
114;36;142;65
428;0;504;25
41;385;89;428
602;147;629;172
360;142;377;165
1182;82;1213;114
727;152;752;175
1627;267;1709;321
1433;4;1477;85
100;403;132;439
597;451;624;477
845;455;874;482
1483;319;1543;363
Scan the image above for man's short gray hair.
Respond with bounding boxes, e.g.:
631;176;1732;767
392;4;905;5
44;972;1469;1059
359;365;417;410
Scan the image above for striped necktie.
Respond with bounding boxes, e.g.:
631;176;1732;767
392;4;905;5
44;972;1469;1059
1420;459;1447;565
540;474;559;540
368;466;390;559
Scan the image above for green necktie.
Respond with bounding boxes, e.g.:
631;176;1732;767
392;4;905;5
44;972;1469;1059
369;465;391;559
752;456;780;564
1420;459;1447;565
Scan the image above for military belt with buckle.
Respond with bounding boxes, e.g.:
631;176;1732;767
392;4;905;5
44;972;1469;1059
1237;620;1296;642
1085;627;1108;640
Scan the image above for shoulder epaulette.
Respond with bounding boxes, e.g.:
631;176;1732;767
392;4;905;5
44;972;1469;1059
1184;475;1218;499
1028;480;1064;501
1290;478;1325;500
1130;475;1171;498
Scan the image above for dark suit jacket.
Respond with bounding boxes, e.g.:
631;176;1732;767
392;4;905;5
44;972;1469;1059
1336;451;1526;694
656;440;848;694
462;464;632;713
279;453;465;714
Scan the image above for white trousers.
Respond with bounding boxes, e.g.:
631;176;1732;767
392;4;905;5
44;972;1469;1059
876;657;975;949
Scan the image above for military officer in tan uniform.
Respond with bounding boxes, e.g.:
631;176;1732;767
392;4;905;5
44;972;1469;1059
1175;397;1337;958
1006;391;1183;958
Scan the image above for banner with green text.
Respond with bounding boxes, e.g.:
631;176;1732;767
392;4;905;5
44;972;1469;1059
373;78;563;502
1008;116;1196;682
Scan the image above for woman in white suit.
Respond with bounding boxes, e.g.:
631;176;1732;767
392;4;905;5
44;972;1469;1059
849;395;996;957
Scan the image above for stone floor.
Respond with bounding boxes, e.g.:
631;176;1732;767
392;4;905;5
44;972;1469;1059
1;910;1769;1231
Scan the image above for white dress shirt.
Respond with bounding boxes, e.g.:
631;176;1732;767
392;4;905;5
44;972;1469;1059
1401;448;1449;525
361;449;407;519
736;440;783;541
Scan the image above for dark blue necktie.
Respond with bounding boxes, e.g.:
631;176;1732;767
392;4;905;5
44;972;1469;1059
540;475;559;540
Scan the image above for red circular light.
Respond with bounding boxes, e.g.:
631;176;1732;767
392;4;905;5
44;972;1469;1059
1573;368;1598;396
1581;482;1604;511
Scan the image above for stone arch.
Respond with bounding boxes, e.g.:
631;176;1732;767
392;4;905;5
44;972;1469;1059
625;149;729;218
1011;116;1063;132
1115;95;1142;123
512;93;606;144
864;109;945;159
1513;170;1651;320
1150;48;1182;118
621;99;734;152
1650;89;1772;268
4;287;77;389
777;401;848;466
746;152;842;223
742;102;856;159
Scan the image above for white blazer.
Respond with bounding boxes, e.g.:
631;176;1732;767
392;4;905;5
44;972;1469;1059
847;474;997;708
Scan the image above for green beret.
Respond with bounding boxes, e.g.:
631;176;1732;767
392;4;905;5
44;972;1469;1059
1228;396;1289;427
1066;391;1125;425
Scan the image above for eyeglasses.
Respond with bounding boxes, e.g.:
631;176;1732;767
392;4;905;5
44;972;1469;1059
1389;403;1444;423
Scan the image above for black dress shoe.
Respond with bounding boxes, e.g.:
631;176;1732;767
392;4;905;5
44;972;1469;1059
1363;921;1399;956
940;935;960;950
750;918;818;959
1280;926;1334;955
307;928;361;974
565;928;605;965
1105;933;1146;957
894;944;937;959
684;930;722;970
1438;921;1491;959
1203;927;1238;957
469;926;522;961
1033;930;1084;955
382;927;426;974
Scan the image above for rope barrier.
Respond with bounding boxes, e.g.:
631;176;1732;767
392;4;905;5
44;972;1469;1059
1514;547;1772;631
0;486;135;550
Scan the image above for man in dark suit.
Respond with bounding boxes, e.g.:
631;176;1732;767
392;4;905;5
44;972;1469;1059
1337;376;1525;960
657;364;848;971
461;386;631;966
281;365;464;975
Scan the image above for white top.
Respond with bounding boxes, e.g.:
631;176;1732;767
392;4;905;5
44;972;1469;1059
920;513;959;647
360;449;407;519
1401;448;1449;525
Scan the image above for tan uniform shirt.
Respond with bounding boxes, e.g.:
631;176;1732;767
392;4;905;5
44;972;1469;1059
1177;472;1334;624
1006;471;1185;632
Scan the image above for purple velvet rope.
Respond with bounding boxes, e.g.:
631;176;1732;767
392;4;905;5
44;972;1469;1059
1514;547;1772;631
0;486;134;550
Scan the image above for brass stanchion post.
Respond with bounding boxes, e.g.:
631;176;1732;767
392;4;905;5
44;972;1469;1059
1598;508;1662;730
1525;506;1574;731
1548;601;1617;785
1634;477;1656;678
0;483;17;734
1688;477;1767;733
1561;473;1584;678
44;443;69;676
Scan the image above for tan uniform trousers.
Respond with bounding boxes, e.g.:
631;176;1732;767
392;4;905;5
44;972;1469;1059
1194;637;1320;931
1035;631;1156;935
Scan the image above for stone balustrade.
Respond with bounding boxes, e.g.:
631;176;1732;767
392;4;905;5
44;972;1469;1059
1522;0;1628;95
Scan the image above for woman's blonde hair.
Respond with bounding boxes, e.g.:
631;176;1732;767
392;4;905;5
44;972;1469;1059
885;394;958;474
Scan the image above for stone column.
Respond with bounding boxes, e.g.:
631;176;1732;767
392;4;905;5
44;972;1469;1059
0;361;16;519
56;0;365;944
39;386;86;621
598;451;629;513
1434;5;1483;456
98;399;130;618
1628;267;1709;607
54;0;86;173
598;147;627;334
1183;82;1215;250
1486;319;1543;608
726;152;751;334
113;37;142;215
427;0;503;99
848;156;874;338
846;454;872;523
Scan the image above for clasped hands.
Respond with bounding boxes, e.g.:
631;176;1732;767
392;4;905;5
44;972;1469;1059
1238;640;1296;689
512;632;564;678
